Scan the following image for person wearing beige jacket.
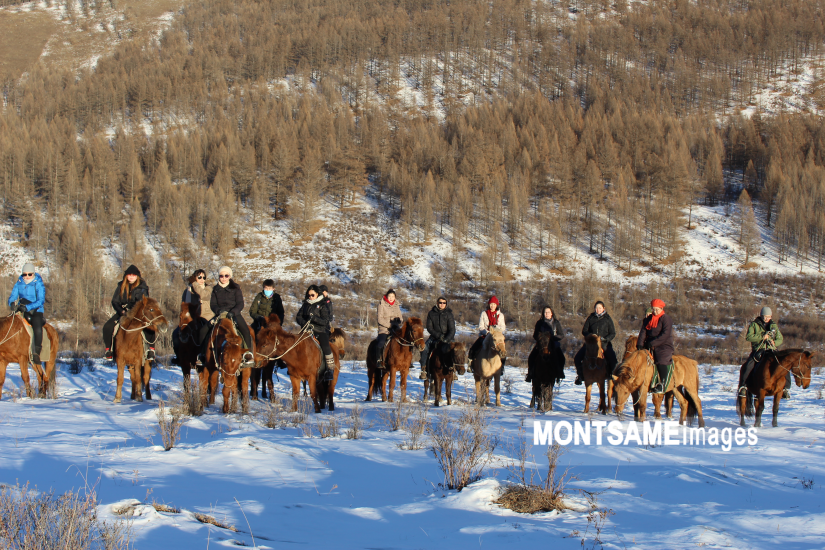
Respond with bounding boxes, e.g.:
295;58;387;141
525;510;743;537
375;289;403;367
468;296;507;371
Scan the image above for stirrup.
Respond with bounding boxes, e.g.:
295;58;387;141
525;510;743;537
738;386;748;397
32;353;41;364
196;354;205;366
104;349;113;360
146;349;155;361
242;351;254;366
782;389;791;399
652;383;665;395
574;376;582;385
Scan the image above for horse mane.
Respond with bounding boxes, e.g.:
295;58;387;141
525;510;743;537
216;317;242;345
773;348;806;358
122;296;149;323
613;350;647;384
536;331;552;350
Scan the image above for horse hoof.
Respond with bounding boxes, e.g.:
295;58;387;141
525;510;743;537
772;421;778;428
134;395;143;403
114;397;122;404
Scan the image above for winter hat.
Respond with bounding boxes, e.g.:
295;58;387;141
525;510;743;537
21;262;35;275
650;298;666;309
124;264;141;277
319;285;328;293
386;288;396;297
760;306;772;317
488;296;500;307
218;266;233;278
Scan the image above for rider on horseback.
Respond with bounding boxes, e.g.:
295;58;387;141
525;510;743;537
468;296;506;369
296;285;335;381
739;306;787;398
249;279;284;331
637;298;674;395
375;289;402;369
8;262;46;364
574;301;617;385
419;297;455;380
197;266;254;367
525;306;565;383
319;285;333;329
103;265;149;360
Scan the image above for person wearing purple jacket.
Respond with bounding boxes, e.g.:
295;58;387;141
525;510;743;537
637;298;674;395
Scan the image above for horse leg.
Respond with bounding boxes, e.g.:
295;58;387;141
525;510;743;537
606;379;613;414
28;355;45;398
494;374;501;406
308;375;321;413
737;393;747;427
144;360;152;400
399;368;408;403
475;379;483;405
387;367;396;402
771;392;782;428
446;376;452;406
265;365;275;402
652;393;663;419
666;391;674;419
326;372;335;412
380;370;389;402
637;389;648;422
584;382;592;413
365;369;374;402
242;369;252;414
598;381;606;415
17;355;33;398
433;376;441;407
422;378;429;401
114;358;126;403
209;369;219;405
222;377;232;414
754;391;766;428
290;376;301;412
250;368;259;400
0;360;7;400
672;387;690;426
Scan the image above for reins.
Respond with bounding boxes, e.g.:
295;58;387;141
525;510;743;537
0;313;23;347
393;322;425;350
254;319;314;363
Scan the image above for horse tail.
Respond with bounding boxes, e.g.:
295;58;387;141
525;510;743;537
680;363;703;427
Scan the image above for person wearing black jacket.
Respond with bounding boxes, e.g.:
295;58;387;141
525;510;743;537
638;298;674;394
103;265;150;359
419;297;456;379
525;306;565;382
296;285;335;381
197;266;254;367
574;301;618;385
319;285;333;329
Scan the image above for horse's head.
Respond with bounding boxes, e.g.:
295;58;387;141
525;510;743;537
406;317;426;351
253;316;283;367
792;350;816;389
330;327;346;359
486;328;506;359
137;296;168;334
584;334;603;359
450;341;467;375
623;334;638;360
611;350;649;417
179;302;198;331
215;318;243;381
264;313;282;328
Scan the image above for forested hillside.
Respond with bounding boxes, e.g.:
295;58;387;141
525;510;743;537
1;0;825;333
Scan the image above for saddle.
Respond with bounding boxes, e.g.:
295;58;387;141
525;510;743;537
649;359;674;390
213;312;249;350
16;313;51;364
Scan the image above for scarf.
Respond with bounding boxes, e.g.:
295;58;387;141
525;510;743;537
541;317;555;335
646;311;664;330
307;294;324;305
485;309;500;328
383;295;396;306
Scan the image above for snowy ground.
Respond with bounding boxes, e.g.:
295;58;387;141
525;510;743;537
0;357;823;549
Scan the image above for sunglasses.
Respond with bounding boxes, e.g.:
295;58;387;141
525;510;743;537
219;274;231;279
438;302;446;305
22;273;33;277
308;293;318;298
196;275;205;279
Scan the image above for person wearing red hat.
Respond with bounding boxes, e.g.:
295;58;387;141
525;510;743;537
637;298;674;394
468;296;507;367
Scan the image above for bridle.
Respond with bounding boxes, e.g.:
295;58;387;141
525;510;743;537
254;319;314;364
394;322;425;351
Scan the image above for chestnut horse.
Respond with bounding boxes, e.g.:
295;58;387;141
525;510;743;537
254;314;340;413
623;335;674;418
471;329;506;406
612;349;705;427
422;341;467;406
581;334;611;414
251;326;346;401
528;331;563;411
737;349;814;428
365;318;425;403
201;317;251;414
113;296;168;403
0;313;59;399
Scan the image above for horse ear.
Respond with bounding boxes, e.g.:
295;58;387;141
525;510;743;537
611;375;618;381
806;351;815;358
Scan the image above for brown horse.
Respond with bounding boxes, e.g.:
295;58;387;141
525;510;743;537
252;325;347;401
737;349;814;428
113;296;168;403
254;314;340;413
471;329;506;406
612;349;705;427
365;318;425;403
528;331;563;411
176;302;203;385
582;334;611;415
422;341;467;406
0;313;59;399
623;334;674;418
201;317;252;414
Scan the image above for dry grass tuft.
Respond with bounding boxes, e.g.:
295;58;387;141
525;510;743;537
193;512;237;532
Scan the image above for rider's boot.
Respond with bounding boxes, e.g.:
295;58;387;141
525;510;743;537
104;348;113;360
782;389;791;399
146;347;156;361
242;351;254;368
32;346;42;364
324;354;335;382
524;364;532;383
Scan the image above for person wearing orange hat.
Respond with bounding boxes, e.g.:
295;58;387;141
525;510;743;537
637;298;674;394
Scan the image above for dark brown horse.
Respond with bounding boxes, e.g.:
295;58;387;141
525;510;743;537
0;313;59;399
582;334;610;414
422;341;467;406
201;317;252;414
176;302;202;385
253;314;340;413
365;318;425;403
737;349;814;428
113;297;168;403
528;331;563;411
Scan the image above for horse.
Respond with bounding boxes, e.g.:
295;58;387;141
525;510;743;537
176;302;203;385
113;296;168;403
737;349;814;428
422;341;467;406
200;317;252;414
623;334;674;418
365;318;425;403
612;349;705;427
528;332;563;411
0;313;59;399
254;314;340;413
252;325;346;401
471;328;506;406
581;334;611;414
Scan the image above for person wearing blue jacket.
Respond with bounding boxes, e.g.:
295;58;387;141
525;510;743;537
8;262;46;363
